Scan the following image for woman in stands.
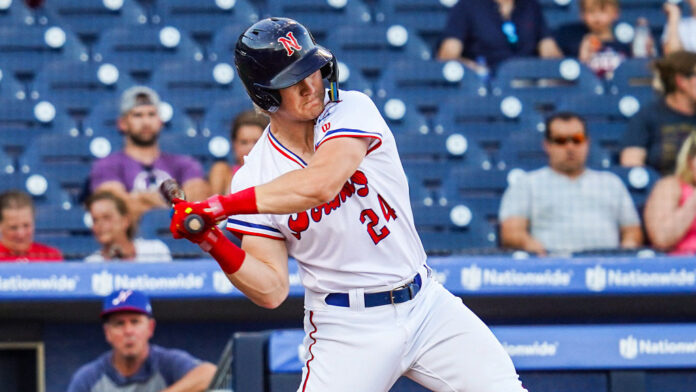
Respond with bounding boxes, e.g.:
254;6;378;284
644;131;696;254
208;110;268;195
85;191;171;262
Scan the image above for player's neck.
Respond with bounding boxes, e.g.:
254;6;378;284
269;121;316;156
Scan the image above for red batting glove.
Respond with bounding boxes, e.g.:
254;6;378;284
169;198;215;239
174;224;247;274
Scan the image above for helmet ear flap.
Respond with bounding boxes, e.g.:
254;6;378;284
253;86;282;112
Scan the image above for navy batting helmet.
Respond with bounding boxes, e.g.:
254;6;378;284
234;17;339;112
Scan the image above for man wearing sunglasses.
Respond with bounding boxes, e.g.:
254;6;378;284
499;112;643;256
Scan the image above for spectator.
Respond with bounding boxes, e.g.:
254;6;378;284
0;190;62;262
662;0;696;55
84;191;172;262
574;0;637;78
644;131;696;254
89;86;211;223
208;110;268;195
619;51;696;175
67;289;217;392
499;112;643;256
436;0;562;74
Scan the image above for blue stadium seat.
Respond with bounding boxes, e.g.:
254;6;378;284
0;0;33;26
403;161;455;207
412;204;498;253
396;133;492;169
158;133;220;172
83;97;197;139
0;67;25;100
497;130;612;170
208;22;256;63
265;0;372;43
432;94;543;134
34;205;91;236
34;234;99;260
447;195;502;224
605;165;660;210
0;149;14;175
0;24;87;80
323;24;431;82
373;97;430;134
151;60;247;117
376;59;486;115
444;166;513;200
0;98;77;155
153;0;258;44
586;122;627;164
491;58;605;115
41;0;147;45
200;96;256;139
32;60;135;116
335;62;374;97
93;25;204;83
610;58;655;96
542;0;580;30
374;0;456;49
0;172;73;208
556;92;643;123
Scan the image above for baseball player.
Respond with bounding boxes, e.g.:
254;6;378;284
170;17;526;392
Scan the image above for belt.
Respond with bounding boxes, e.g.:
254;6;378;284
325;273;422;308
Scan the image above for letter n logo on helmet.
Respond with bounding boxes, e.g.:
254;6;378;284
278;32;302;56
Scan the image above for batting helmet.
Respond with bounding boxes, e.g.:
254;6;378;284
234;17;339;112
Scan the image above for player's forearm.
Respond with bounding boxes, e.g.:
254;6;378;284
224;253;290;309
161;363;217;392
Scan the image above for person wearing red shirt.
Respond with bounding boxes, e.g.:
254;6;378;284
0;190;62;262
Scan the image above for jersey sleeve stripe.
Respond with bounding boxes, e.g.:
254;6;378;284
226;218;285;239
227;228;286;241
315;129;383;150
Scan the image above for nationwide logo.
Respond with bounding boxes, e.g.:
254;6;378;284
213;271;234;294
460;264;572;291
502;341;559;357
619;335;696;359
91;271;205;295
0;274;79;292
585;265;696;292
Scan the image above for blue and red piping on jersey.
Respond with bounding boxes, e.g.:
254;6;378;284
268;131;308;168
315;128;382;154
227;218;285;240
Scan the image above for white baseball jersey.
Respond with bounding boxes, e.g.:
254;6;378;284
227;90;426;293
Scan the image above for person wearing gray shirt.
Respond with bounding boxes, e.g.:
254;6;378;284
499;112;643;256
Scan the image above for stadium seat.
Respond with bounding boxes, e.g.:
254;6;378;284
605;165;660;210
0;0;34;26
93;25;204;83
491;58;605;115
334;62;374;97
0;172;73;209
41;0;147;46
83;97;197;139
444;167;515;206
152;0;259;45
412;204;498;253
396;133;492;169
265;0;372;43
432;94;543;134
0;98;77;156
0;24;87;81
374;0;456;49
34;205;91;236
497;130;613;170
0;149;14;175
541;0;580;30
151;60;247;118
158;133;220;172
403;161;455;207
556;92;644;123
200;96;256;139
586;122;627;163
0;67;25;100
323;24;431;83
610;58;655;96
374;97;430;134
376;59;486;115
32;60;135;117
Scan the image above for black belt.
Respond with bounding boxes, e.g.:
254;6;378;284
325;273;422;307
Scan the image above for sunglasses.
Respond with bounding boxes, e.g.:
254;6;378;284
549;133;586;145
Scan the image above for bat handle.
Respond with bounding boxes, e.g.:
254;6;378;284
183;214;206;234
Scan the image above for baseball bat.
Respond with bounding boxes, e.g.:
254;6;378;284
160;178;205;234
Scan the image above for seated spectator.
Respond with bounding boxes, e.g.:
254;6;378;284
0;190;62;262
644;131;696;254
436;0;562;74
85;191;172;262
620;51;696;175
67;289;216;392
575;0;636;78
662;0;696;55
89;86;211;223
499;112;643;256
208;110;268;195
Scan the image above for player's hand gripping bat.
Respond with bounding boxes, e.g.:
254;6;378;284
160;179;206;234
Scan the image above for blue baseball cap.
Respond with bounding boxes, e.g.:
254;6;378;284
100;289;153;319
